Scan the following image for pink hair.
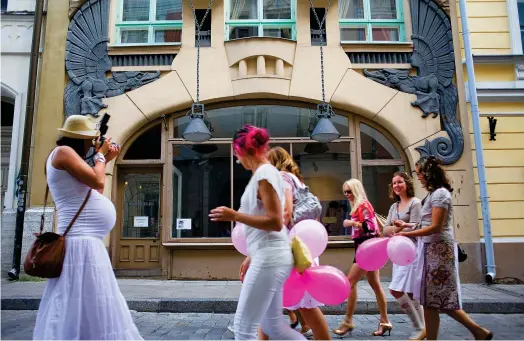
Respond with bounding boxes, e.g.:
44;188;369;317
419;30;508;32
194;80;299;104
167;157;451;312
233;125;269;157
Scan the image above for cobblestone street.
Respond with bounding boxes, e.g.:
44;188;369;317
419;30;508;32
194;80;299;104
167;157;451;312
2;311;523;340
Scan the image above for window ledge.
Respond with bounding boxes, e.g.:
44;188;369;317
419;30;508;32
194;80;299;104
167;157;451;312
162;240;356;249
108;44;181;55
352;63;411;69
342;42;413;53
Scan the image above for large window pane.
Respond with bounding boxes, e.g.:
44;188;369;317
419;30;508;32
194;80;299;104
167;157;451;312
338;0;365;19
370;0;397;19
172;144;231;238
372;27;399;41
156;0;182;20
263;27;292;39
360;123;400;159
123;173;161;238
293;142;352;236
363;165;403;216
263;0;291;19
123;0;150;21
229;26;259;39
121;29;149;44
340;27;367;41
174;106;349;139
230;0;258;19
155;28;182;43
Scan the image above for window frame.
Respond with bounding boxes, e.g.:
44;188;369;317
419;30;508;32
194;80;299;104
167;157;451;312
338;0;405;43
224;0;297;41
115;0;183;46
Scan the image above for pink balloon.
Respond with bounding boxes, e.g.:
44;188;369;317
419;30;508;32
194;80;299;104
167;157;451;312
387;236;416;266
355;237;390;271
302;266;350;305
290;220;328;258
283;269;306;307
232;223;248;256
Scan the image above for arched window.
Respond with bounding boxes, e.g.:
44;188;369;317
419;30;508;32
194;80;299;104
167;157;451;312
360;122;405;216
124;123;162;160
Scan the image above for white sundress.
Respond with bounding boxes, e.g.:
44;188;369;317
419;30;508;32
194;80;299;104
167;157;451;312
33;148;143;340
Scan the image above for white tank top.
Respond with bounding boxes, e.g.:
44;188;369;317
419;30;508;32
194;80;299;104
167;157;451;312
46;148;116;238
239;164;293;267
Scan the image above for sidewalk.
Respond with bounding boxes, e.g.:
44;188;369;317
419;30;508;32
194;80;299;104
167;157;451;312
2;279;523;314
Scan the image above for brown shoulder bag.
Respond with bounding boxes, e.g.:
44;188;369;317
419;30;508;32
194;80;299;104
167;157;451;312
24;173;91;278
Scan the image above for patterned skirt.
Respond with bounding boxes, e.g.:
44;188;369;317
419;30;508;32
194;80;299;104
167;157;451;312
420;240;462;311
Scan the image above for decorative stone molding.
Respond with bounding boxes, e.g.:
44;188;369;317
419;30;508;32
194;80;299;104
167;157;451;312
232;55;292;80
64;0;160;118
364;0;463;165
69;0;88;18
433;0;450;15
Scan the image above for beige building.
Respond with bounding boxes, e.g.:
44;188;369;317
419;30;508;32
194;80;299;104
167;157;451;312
17;0;523;281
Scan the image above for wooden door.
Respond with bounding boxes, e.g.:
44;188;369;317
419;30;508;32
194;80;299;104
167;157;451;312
116;168;162;269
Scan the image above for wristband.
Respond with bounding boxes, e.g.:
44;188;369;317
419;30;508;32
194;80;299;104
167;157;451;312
93;152;106;164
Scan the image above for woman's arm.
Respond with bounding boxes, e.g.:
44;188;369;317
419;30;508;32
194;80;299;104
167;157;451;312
382;205;396;237
283;188;293;227
400;206;447;238
210;180;283;232
53;146;106;191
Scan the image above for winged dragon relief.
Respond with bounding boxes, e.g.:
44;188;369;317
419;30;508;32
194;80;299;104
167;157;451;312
64;0;160;118
363;0;463;165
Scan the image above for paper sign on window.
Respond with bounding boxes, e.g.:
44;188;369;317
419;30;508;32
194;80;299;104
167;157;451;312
176;219;191;230
134;216;149;227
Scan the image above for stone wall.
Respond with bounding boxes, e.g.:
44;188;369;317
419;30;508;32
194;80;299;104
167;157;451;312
1;208;54;277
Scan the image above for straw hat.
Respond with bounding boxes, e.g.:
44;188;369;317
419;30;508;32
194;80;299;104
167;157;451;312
58;115;100;139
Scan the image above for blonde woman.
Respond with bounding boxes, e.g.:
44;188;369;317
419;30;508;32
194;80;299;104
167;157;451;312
266;146;331;340
333;179;392;337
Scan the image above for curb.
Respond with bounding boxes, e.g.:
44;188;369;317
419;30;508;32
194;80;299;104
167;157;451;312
3;298;524;314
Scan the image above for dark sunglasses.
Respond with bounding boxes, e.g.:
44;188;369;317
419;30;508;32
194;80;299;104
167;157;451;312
343;190;352;195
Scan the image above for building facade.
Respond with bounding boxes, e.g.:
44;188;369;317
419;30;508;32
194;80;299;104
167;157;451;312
1;0;36;275
17;0;524;280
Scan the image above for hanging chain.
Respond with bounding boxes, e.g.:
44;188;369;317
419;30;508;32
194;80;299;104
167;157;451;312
308;0;334;106
188;0;214;105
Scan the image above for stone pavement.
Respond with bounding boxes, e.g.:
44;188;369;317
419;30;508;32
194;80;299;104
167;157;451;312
2;279;524;314
2;311;524;340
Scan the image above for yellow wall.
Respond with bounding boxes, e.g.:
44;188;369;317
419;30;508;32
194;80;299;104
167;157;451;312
457;0;524;238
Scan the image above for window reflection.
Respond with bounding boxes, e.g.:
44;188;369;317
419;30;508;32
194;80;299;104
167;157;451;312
363;165;404;216
123;173;161;238
360;123;400;159
293;142;351;236
172;144;231;238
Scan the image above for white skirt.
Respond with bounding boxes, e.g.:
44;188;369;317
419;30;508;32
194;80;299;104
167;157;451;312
284;258;324;310
33;236;143;340
389;239;420;294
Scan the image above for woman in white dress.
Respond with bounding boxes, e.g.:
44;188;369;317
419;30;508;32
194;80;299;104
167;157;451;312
382;172;425;340
33;115;142;340
210;125;305;341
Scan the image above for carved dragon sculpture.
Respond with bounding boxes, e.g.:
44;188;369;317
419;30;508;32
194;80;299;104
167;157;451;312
64;0;160;118
363;0;463;165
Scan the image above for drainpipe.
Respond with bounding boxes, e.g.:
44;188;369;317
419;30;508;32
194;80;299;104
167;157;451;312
458;0;496;283
8;0;45;280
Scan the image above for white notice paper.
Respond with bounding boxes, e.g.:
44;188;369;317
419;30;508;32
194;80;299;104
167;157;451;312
176;219;191;230
134;216;149;227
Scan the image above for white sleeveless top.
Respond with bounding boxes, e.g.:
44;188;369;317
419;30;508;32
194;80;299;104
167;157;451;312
239;164;293;267
46;148;116;238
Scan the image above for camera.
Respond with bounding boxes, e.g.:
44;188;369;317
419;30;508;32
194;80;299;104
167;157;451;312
97;113;118;148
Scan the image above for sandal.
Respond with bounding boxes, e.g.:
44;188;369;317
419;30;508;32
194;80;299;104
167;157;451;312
332;318;355;336
372;322;393;336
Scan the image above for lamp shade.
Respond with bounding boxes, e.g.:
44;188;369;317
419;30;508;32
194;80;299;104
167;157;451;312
182;117;212;142
311;117;340;143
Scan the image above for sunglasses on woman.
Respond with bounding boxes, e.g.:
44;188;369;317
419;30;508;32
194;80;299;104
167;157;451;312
343;190;352;195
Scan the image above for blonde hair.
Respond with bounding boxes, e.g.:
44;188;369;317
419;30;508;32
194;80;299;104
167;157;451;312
267;147;304;182
343;178;368;214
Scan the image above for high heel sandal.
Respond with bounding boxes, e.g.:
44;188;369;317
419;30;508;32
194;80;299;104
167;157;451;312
409;328;426;340
372;322;393;336
332;318;356;336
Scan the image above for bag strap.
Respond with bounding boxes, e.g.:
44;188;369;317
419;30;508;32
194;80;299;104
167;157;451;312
63;189;91;236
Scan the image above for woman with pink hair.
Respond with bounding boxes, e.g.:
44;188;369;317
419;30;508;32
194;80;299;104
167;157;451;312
210;125;305;341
